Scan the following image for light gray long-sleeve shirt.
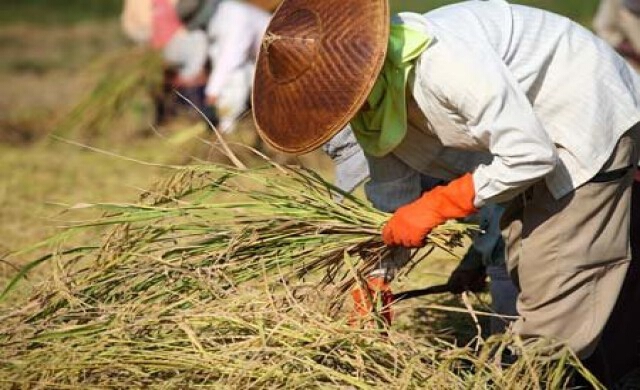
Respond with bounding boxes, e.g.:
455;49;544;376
369;1;640;209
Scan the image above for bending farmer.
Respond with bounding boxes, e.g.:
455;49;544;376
252;0;640;385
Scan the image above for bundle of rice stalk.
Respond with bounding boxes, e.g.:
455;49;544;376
2;161;469;313
53;46;163;140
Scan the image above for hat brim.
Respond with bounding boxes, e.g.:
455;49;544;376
252;0;389;155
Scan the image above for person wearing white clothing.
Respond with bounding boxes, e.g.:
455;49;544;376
205;0;271;132
252;0;640;385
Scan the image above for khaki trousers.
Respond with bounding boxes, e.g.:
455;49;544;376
501;127;639;360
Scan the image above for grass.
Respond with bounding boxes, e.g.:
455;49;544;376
0;21;130;149
391;0;600;25
0;140;166;276
394;0;600;15
1;280;597;388
0;22;127;75
0;0;123;25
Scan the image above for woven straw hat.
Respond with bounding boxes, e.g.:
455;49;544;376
252;0;389;154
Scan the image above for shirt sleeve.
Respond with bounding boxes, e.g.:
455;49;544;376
418;36;558;207
322;127;370;194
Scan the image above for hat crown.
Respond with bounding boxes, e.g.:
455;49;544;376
253;0;389;154
264;8;320;84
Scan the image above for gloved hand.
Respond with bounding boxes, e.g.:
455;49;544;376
383;173;478;248
350;277;394;327
447;266;487;294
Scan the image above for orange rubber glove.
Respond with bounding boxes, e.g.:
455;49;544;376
382;173;478;248
350;277;394;327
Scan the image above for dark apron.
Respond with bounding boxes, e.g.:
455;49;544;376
583;169;640;387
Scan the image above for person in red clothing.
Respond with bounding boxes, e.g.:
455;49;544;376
121;0;214;123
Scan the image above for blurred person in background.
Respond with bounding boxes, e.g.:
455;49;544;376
325;127;518;335
121;0;214;123
121;0;279;130
204;0;279;133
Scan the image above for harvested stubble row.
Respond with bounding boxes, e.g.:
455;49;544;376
0;163;599;388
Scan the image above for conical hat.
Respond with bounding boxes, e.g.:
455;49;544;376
252;0;389;154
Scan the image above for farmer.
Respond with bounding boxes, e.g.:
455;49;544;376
121;0;213;121
204;0;280;132
251;0;640;385
324;127;518;335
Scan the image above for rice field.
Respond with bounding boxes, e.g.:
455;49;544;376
0;1;612;388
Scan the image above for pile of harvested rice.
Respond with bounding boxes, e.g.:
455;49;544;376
0;162;600;388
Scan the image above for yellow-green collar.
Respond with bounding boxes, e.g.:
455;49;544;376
350;23;432;157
